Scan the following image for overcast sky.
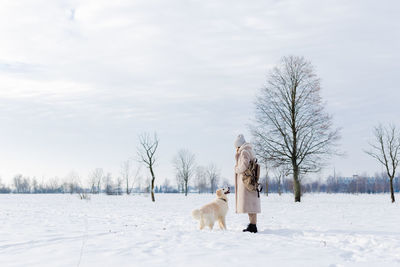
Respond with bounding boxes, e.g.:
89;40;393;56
0;0;399;185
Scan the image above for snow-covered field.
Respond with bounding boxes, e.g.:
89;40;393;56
1;193;399;267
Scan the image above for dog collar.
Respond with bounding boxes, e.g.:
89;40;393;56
218;198;227;202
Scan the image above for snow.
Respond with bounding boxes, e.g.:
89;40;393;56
1;193;400;267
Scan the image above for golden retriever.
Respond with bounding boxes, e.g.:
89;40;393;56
192;187;230;230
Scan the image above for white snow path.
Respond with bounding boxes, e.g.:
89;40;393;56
0;194;399;267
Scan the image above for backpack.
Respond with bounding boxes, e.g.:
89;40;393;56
242;158;262;197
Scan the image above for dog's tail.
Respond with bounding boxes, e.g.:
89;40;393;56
192;209;201;220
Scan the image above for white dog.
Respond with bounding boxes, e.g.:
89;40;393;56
192;187;230;230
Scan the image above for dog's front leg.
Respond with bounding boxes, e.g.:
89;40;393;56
199;219;205;230
218;217;226;230
218;220;224;230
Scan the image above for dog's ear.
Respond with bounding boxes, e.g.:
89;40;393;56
216;189;222;197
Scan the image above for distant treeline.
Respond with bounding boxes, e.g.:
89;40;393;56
0;173;399;195
0;174;208;195
262;174;400;194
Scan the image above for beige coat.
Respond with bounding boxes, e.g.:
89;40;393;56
235;143;261;214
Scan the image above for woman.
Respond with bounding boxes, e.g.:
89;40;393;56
234;134;261;233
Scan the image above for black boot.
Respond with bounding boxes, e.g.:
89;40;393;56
243;224;257;233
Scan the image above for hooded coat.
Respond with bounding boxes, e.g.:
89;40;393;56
235;143;261;214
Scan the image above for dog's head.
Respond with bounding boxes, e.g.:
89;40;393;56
216;187;230;200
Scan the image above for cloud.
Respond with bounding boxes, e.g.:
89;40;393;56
0;0;399;182
65;8;75;21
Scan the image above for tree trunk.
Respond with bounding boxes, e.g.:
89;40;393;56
150;165;155;202
185;181;188;196
265;165;269;196
293;165;301;202
390;177;395;203
278;181;281;196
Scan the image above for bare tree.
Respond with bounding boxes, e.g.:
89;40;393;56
47;177;61;193
103;172;114;195
176;173;184;193
121;160;132;195
0;178;11;193
135;172;143;193
132;165;142;193
31;178;39;193
274;166;288;196
162;178;172;193
206;163;220;194
251;56;340;202
65;171;81;194
137;132;159;202
77;178;90;200
116;176;123;195
64;171;86;197
89;168;104;194
13;174;22;193
365;124;400;203
120;160;140;195
13;174;31;193
195;166;208;194
144;177;151;193
173;149;196;196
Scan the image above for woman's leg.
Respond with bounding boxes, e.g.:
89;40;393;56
243;213;258;233
248;213;257;224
